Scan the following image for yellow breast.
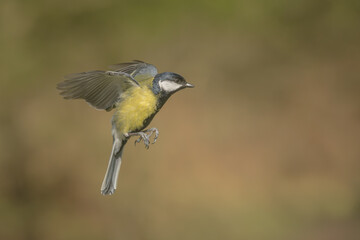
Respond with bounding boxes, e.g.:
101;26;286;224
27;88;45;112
114;85;157;134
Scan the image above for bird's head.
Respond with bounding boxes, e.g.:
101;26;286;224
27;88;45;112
153;72;194;95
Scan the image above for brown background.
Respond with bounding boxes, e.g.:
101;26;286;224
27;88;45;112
1;1;359;240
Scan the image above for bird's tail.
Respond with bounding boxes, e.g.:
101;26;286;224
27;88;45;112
101;137;127;195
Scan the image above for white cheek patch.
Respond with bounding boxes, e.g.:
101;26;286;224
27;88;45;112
159;80;183;92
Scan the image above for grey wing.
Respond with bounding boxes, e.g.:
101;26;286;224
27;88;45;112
108;60;158;82
57;70;139;111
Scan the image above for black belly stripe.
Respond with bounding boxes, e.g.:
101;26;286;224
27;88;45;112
130;93;170;133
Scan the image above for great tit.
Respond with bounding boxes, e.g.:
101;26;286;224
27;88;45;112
57;60;194;195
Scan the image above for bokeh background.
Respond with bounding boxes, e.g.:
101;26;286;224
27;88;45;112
1;0;360;240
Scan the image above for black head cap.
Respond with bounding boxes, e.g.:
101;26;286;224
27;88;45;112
153;72;194;94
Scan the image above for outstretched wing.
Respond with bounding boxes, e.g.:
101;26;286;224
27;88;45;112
57;70;139;111
108;60;158;83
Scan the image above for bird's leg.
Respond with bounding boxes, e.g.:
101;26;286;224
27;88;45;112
124;128;159;149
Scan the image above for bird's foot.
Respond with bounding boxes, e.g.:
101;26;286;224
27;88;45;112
125;128;159;149
144;128;159;144
134;132;151;149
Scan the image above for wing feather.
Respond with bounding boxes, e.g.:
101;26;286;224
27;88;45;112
108;60;158;82
58;60;158;111
57;70;138;111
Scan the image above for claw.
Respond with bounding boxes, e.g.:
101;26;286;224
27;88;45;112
134;136;142;146
152;130;159;144
137;132;150;149
143;136;150;149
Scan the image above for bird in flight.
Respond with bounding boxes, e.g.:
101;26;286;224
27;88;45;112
57;60;194;195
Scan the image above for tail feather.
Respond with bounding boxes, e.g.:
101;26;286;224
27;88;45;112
101;138;127;195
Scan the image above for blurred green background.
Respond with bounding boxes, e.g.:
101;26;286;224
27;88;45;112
1;0;360;239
